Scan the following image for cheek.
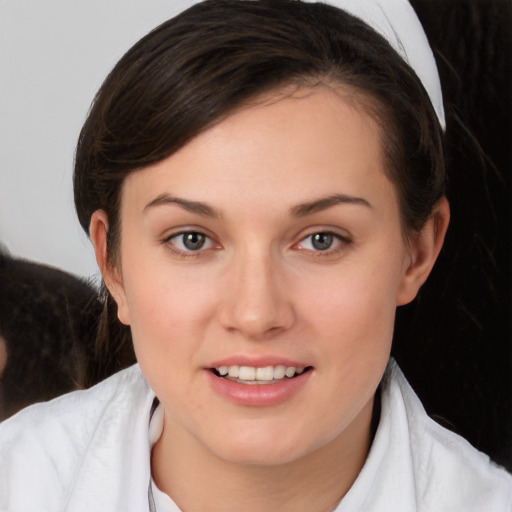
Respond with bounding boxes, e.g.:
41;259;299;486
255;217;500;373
119;252;217;368
299;257;401;420
123;276;218;404
305;255;402;343
127;280;210;330
307;287;395;381
297;250;404;406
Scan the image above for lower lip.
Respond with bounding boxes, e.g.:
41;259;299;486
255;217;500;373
205;369;312;407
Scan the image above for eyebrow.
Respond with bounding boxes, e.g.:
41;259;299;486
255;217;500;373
290;194;372;217
144;192;371;218
144;194;221;217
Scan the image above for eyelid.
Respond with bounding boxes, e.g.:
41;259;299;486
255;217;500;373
293;228;352;254
162;225;216;242
162;227;221;256
294;226;352;243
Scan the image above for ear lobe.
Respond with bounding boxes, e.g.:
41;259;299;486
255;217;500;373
89;210;131;325
397;197;450;306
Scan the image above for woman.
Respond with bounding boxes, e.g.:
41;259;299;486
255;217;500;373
1;0;510;510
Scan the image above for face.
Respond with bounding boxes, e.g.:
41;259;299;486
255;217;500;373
95;87;438;467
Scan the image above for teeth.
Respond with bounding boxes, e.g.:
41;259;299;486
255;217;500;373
238;366;255;380
228;366;239;378
285;367;296;378
255;366;274;381
216;365;306;382
273;365;286;379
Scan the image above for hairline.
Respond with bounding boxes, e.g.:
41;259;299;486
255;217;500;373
105;76;413;266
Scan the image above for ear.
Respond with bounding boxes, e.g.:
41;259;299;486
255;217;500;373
397;197;450;305
89;210;131;325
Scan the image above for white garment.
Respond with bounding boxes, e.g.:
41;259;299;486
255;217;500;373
0;361;510;511
319;0;446;128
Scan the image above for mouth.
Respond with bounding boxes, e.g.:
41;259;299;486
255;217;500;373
210;365;313;385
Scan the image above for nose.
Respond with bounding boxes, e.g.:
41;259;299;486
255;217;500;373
219;247;295;340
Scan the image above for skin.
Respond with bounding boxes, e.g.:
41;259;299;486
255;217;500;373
91;86;449;512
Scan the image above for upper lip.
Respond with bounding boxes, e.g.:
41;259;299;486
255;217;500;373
208;355;311;369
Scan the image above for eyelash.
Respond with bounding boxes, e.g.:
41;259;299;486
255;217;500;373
294;231;352;256
163;230;219;257
162;229;352;258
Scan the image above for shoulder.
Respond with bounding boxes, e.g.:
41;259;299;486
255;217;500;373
0;364;149;444
387;361;512;511
0;365;153;511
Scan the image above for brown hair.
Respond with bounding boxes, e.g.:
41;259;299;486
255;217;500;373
73;0;445;376
0;252;102;417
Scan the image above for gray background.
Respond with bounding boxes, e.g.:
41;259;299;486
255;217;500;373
1;0;195;278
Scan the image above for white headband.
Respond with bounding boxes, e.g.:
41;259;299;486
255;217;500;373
310;0;446;129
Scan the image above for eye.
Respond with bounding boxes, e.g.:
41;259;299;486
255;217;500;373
309;232;335;251
166;231;216;252
296;231;349;253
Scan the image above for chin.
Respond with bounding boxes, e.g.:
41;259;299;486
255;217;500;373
203;421;325;467
216;441;308;467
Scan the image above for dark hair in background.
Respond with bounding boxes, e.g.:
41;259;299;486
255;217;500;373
0;252;103;419
394;0;512;470
73;0;446;398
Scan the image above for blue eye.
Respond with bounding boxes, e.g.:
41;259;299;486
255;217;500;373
298;231;347;252
168;231;215;252
310;233;334;251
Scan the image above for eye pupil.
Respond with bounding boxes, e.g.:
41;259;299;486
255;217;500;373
183;232;205;250
312;233;333;251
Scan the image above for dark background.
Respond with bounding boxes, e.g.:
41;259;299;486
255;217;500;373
393;0;512;470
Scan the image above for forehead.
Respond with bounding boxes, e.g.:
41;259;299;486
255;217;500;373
120;86;397;218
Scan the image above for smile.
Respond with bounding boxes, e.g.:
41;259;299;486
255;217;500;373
213;365;307;384
206;363;313;406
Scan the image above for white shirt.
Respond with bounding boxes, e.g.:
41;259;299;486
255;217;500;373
1;361;510;511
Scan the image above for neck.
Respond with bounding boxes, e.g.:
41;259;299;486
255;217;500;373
151;398;375;512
